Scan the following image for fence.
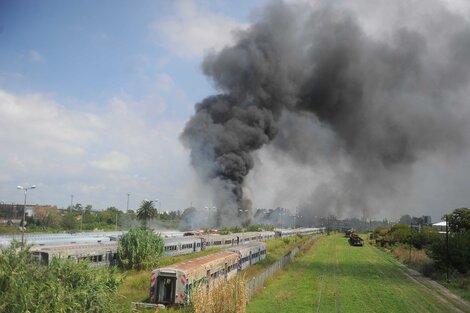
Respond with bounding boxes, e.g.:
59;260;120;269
245;234;320;299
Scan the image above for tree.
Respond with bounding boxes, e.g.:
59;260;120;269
117;227;164;270
448;208;470;233
44;207;61;229
61;212;77;230
137;200;157;228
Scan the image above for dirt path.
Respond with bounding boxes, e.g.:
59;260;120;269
402;268;470;313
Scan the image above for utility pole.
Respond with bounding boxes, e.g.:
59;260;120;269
126;193;130;213
446;214;450;283
295;207;298;228
409;220;413;263
70;194;73;213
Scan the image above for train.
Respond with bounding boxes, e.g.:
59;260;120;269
274;227;324;238
149;242;267;306
29;228;322;266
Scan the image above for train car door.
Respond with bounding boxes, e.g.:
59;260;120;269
156;275;176;305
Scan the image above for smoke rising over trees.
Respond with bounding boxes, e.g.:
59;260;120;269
182;0;470;226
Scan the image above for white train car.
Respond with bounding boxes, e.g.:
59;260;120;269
149;242;266;306
30;242;118;267
226;242;266;270
163;237;204;256
149;250;239;306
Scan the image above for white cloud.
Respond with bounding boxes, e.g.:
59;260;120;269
152;0;248;58
91;151;130;172
29;50;44;63
0;89;202;211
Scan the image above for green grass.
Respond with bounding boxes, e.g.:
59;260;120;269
243;235;312;279
247;234;460;313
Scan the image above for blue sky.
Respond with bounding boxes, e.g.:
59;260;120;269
0;0;266;212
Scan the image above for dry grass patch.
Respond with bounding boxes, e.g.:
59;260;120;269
192;275;247;313
390;245;434;274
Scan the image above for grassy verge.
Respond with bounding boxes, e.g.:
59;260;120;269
433;273;470;302
247;234;458;313
242;235;312;279
372;240;470;302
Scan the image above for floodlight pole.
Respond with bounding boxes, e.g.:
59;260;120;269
17;185;36;249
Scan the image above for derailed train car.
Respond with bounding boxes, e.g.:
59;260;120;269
149;242;267;306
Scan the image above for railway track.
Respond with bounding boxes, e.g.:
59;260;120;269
248;234;470;313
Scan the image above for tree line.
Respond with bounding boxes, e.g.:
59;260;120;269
373;208;470;280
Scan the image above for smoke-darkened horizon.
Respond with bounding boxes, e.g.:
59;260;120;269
182;0;470;226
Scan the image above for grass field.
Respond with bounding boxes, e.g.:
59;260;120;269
247;234;469;313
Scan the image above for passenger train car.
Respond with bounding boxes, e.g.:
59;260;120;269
149;242;266;306
274;227;325;238
30;242;119;267
29;228;316;267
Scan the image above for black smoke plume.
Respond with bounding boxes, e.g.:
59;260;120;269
182;1;470;226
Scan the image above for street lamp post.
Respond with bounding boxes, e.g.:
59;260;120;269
17;185;36;248
155;199;161;212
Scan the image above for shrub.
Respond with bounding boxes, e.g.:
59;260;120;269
429;231;470;274
118;227;164;270
0;241;121;313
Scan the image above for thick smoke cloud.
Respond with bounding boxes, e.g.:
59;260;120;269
182;0;470;226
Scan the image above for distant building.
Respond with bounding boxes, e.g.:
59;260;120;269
422;216;432;225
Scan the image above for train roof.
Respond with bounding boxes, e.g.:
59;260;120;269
30;241;117;252
225;242;266;256
164;237;201;244
167;251;237;271
154;250;239;279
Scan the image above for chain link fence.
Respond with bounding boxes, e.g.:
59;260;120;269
245;235;320;299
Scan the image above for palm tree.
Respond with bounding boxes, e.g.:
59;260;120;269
137;200;157;228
